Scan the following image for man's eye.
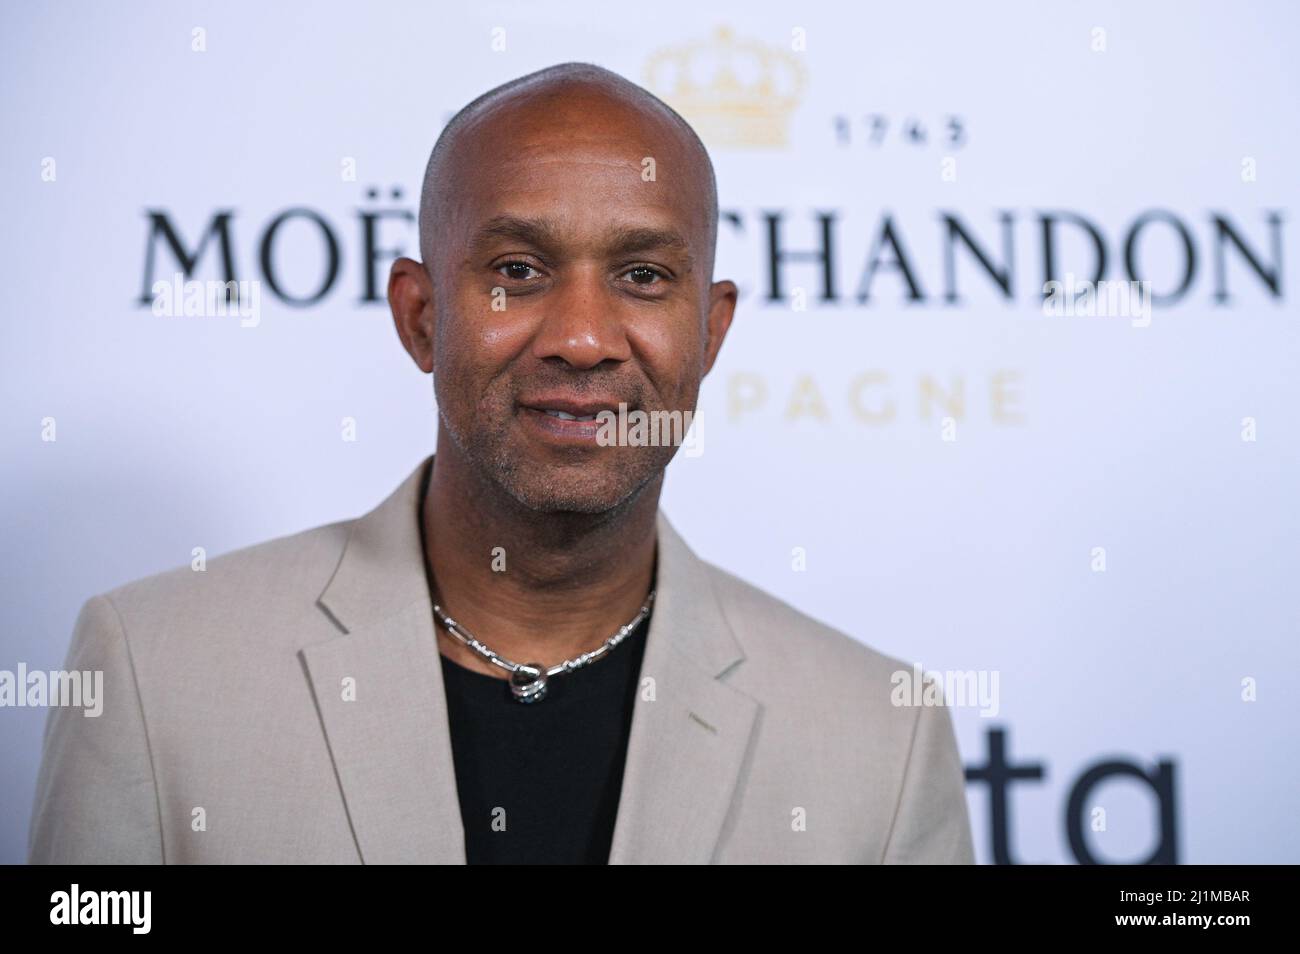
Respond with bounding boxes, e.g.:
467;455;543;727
499;261;540;281
623;266;664;285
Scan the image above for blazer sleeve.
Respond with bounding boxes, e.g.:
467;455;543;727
880;694;976;864
28;594;165;864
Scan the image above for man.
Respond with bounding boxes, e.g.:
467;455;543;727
29;63;975;864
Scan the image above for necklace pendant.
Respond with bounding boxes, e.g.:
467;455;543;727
509;663;548;704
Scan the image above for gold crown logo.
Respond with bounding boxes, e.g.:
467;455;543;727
644;26;807;150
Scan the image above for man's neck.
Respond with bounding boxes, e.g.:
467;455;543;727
420;447;661;680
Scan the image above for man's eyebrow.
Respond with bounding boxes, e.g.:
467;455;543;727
469;216;562;253
606;225;691;257
468;216;694;267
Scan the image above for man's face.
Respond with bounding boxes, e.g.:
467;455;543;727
420;94;733;513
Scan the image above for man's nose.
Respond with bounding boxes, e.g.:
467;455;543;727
529;265;632;369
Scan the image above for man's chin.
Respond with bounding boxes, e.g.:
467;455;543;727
492;457;653;516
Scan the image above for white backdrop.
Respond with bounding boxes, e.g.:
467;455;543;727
2;0;1297;864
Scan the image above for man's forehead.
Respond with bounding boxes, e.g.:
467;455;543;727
457;85;699;175
421;75;716;269
465;213;694;267
456;196;703;266
472;137;660;181
449;132;706;247
456;115;695;184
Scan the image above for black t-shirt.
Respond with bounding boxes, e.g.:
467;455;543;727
439;612;650;864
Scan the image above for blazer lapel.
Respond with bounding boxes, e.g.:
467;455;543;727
301;455;466;863
607;512;761;864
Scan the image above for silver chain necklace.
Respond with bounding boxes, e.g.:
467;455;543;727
432;590;655;704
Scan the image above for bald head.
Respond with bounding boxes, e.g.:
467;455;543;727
417;62;719;279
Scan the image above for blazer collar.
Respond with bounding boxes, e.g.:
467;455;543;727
301;454;759;863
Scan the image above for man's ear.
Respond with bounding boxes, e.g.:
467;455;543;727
389;257;435;373
701;279;738;377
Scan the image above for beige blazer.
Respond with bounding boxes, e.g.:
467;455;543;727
29;455;975;864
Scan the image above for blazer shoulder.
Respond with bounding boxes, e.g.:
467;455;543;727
700;559;917;686
98;516;353;634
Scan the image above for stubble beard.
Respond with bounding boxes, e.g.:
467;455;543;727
437;400;669;516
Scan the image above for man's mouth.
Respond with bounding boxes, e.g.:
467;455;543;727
516;395;633;445
540;409;600;422
518;396;631;419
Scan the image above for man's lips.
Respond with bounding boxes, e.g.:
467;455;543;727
516;394;636;444
517;395;632;421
